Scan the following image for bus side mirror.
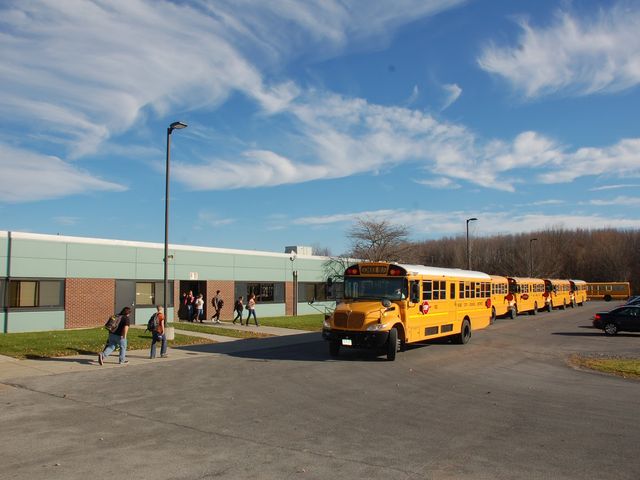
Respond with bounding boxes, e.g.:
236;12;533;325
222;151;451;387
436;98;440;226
411;281;420;303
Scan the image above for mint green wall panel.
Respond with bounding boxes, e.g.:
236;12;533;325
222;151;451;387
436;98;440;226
11;239;68;259
135;247;164;264
9;258;67;278
249;303;286;318
5;310;65;333
174;250;235;267
135;264;164;280
68;243;137;262
296;302;334;316
67;260;136;279
135;307;156;326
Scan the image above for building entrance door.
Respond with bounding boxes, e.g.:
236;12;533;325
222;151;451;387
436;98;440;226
179;280;207;321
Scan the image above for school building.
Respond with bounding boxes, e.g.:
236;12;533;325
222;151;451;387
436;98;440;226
1;231;334;333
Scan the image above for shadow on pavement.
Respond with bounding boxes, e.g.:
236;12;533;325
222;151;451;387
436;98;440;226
172;332;398;362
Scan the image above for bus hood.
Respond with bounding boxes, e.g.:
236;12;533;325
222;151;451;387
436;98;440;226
331;300;397;330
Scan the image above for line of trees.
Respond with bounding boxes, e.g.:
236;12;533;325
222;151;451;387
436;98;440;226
332;218;639;294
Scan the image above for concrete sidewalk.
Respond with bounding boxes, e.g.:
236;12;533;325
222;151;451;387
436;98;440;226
0;322;317;383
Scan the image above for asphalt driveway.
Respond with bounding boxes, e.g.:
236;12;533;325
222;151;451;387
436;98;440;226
1;301;638;480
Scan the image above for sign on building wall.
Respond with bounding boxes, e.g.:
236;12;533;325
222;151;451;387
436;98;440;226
189;272;199;280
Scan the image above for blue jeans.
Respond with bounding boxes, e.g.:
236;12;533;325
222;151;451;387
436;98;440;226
150;332;167;358
246;309;258;326
103;333;127;363
187;305;194;321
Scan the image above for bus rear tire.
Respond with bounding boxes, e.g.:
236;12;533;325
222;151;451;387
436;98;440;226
561;300;567;310
604;295;612;302
329;340;340;358
386;328;399;361
455;319;471;345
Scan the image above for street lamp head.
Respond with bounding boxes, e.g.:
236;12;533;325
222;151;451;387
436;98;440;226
466;217;478;224
168;121;188;134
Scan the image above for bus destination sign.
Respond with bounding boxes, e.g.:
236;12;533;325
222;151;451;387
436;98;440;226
360;266;388;275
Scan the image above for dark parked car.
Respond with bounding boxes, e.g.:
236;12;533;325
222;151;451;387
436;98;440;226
625;295;640;306
592;305;640;335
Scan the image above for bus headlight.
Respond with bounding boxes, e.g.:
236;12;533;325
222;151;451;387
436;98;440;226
366;322;388;331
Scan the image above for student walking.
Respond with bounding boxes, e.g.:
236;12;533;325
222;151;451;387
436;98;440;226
233;296;244;324
98;306;131;365
186;290;195;321
149;306;168;359
211;290;223;323
194;293;204;322
246;293;258;326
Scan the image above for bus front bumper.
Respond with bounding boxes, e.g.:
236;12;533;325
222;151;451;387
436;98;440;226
322;328;389;349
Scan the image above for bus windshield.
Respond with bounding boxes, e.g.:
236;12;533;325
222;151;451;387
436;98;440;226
344;277;407;301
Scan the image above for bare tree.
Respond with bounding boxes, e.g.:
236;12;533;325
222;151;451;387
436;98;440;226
347;217;410;262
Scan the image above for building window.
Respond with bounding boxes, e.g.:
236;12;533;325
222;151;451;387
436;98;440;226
299;282;329;302
235;282;284;304
135;282;155;306
8;279;64;308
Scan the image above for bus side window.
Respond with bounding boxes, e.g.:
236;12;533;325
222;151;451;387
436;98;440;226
423;281;433;300
411;281;420;303
450;282;456;299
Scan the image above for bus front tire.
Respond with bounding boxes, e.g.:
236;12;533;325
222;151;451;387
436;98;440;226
604;295;612;302
456;319;471;345
386;328;399;361
329;340;340;358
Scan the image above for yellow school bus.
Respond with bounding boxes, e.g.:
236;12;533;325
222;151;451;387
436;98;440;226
506;277;546;318
322;262;493;360
543;278;572;311
586;282;631;301
490;275;509;321
569;279;588;306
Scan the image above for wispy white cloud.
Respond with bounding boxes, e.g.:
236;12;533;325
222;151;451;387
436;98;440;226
175;90;640;192
590;184;640;191
406;85;420;105
590;196;640;207
0;143;125;203
441;83;462;110
478;5;640;98
416;177;461;189
53;216;81;226
292;208;640;237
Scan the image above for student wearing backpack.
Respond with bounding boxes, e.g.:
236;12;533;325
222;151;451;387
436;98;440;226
233;296;244;324
98;306;131;365
211;290;223;323
149;306;168;359
246;293;258;326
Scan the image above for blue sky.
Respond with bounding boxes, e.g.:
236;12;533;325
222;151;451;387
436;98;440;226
1;0;639;255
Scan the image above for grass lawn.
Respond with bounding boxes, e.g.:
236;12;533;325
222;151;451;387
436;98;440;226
569;354;640;379
0;327;214;360
253;314;324;331
171;322;272;338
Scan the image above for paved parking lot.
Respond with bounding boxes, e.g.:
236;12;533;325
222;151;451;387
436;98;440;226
1;301;639;480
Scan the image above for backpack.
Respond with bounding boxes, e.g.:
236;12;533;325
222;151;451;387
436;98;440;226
147;313;159;333
104;314;122;333
218;299;224;308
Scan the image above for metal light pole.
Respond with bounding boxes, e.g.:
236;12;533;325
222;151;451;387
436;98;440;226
290;251;297;316
466;217;478;270
529;238;538;277
164;121;187;323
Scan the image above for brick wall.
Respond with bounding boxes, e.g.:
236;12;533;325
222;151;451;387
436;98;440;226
285;281;294;316
206;280;235;320
65;278;115;329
